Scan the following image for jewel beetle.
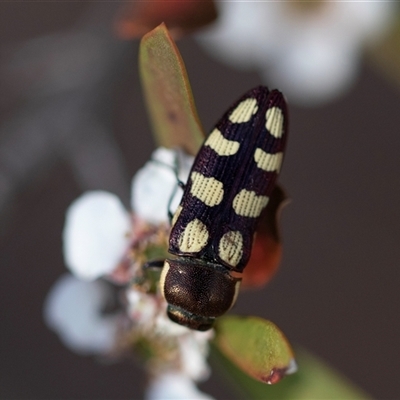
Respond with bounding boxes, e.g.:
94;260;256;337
160;86;288;331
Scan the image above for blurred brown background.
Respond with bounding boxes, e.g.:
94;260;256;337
1;3;399;399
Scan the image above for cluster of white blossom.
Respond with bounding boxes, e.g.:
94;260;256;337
44;148;215;399
198;1;395;106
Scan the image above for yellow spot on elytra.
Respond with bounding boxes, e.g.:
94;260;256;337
219;231;243;267
232;189;269;218
205;128;240;156
159;260;170;299
178;219;209;253
229;280;242;310
266;107;284;138
229;98;258;123
254;149;283;172
171;205;182;227
190;172;224;207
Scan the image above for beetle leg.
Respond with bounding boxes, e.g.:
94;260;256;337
142;259;165;270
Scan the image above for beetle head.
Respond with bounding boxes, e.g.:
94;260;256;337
160;258;241;331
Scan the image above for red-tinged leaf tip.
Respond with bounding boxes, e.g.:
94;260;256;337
263;367;289;385
242;234;282;288
262;359;297;385
242;185;289;289
211;345;368;399
214;316;295;385
115;0;218;40
139;23;205;155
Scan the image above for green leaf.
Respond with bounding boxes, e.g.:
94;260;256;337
139;23;205;155
211;344;370;399
213;316;295;384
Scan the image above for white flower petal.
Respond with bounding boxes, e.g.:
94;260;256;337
131;148;193;224
44;274;118;354
127;289;157;325
334;2;395;42
179;334;211;382
265;36;358;105
146;373;214;400
197;2;276;69
286;358;298;375
154;312;191;337
63;191;130;280
197;1;395;105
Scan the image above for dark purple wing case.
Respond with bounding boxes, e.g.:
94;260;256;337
169;86;288;272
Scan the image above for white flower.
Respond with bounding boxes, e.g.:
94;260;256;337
286;358;298;375
146;372;215;400
63;147;193;281
132;147;193;225
48;147;214;398
154;311;193;337
197;1;395;105
63;191;131;280
127;288;158;325
43;274;118;354
178;331;213;381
